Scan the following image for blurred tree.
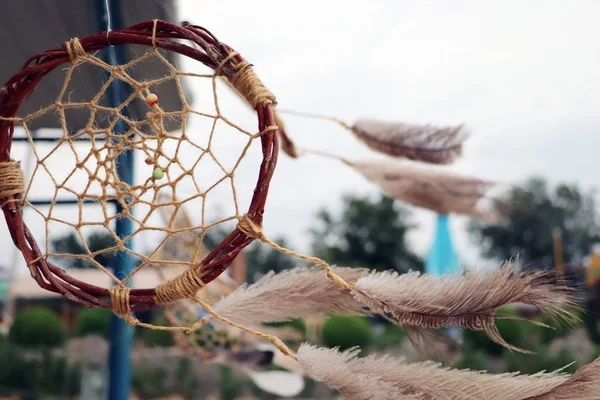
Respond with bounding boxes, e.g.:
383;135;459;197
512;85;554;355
311;193;423;273
469;177;600;269
50;230;116;269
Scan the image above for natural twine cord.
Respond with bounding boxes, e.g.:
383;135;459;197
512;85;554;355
236;214;356;291
109;286;139;324
0;161;25;207
65;37;87;61
154;267;206;304
215;52;276;109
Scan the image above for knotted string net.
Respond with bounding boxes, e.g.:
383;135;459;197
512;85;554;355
0;20;285;331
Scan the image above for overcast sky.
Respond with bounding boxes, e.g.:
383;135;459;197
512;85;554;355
2;0;600;277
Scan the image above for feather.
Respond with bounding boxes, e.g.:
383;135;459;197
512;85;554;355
297;344;600;400
352;159;497;221
525;355;600;400
296;345;420;400
351;262;577;353
351;119;469;164
212;266;371;326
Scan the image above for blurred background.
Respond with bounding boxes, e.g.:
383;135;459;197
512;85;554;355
1;0;600;399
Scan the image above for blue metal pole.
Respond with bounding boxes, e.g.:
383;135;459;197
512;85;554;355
93;1;134;399
424;214;461;276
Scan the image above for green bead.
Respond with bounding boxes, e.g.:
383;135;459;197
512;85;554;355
152;167;164;180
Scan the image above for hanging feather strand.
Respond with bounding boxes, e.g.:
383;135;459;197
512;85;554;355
296;344;600;400
352;159;498;222
351;119;469;164
351;262;578;354
211;266;371;326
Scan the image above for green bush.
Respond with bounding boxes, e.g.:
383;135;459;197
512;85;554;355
462;306;542;356
322;315;372;351
132;365;168;399
219;365;244;400
143;313;174;347
534;309;582;345
0;340;80;396
503;344;578;374
9;306;65;347
373;323;405;350
75;308;111;338
263;318;306;335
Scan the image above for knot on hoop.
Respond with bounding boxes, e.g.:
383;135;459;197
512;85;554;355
65;38;87;62
154;268;206;304
109;286;139;325
236;214;266;241
0;161;25;208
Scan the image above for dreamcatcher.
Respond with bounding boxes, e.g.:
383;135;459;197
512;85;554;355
1;18;598;399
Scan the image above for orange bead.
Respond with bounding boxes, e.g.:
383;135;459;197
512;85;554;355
145;93;158;106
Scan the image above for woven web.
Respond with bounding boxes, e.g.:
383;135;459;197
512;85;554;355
1;31;279;322
0;24;365;361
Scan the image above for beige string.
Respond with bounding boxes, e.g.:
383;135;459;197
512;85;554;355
109;286;139;324
194;295;296;358
154;267;206;304
236;215;356;291
65;38;87;61
151;19;158;49
0;161;24;208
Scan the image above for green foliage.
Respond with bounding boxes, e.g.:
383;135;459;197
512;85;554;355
50;230;117;269
219;365;245;400
454;345;488;371
581;300;600;345
533;310;582;345
75;308;110;338
311;193;423;273
0;340;80;397
176;357;200;400
9;306;65;348
469;177;600;268
143;313;174;347
322;315;372;351
372;323;406;350
132;365;168;399
263;318;307;335
503;345;578;374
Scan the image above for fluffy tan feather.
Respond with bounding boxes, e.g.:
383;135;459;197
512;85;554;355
297;344;600;400
351;262;577;353
351;119;469;164
211;266;370;325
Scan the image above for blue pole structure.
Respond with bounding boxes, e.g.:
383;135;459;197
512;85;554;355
424;214;461;276
93;1;134;399
425;214;462;339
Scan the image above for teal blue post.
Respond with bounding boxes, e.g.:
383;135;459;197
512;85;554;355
93;0;134;399
425;214;461;338
425;214;461;276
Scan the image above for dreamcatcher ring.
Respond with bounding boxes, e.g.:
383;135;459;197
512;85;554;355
0;20;279;314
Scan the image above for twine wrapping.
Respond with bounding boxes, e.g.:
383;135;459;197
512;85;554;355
109;286;139;324
154;267;206;304
0;161;25;208
215;53;276;109
65;38;87;61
